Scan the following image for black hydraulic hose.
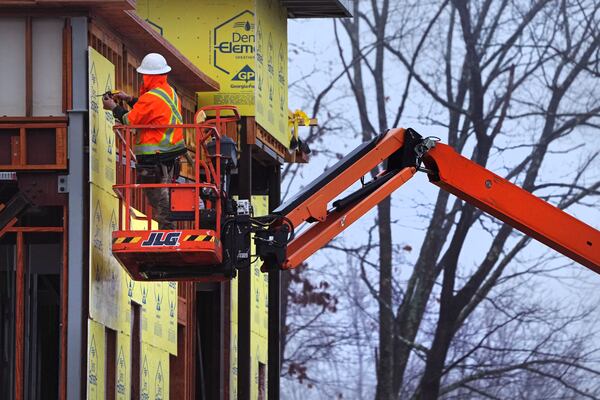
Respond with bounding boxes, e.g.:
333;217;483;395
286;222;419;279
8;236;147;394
331;170;399;211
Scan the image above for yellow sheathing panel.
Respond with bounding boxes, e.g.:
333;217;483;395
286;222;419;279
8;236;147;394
251;195;269;398
88;49;177;362
90;183;125;332
89;177;178;354
261;272;269;340
129;216;178;355
137;0;256;115
136;0;290;147
141;342;170;400
166;282;178;350
255;0;288;144
230;196;240;397
116;332;131;400
87;319;106;400
89;47;117;192
230;240;239;397
230;195;270;397
230;321;239;399
122;216;159;328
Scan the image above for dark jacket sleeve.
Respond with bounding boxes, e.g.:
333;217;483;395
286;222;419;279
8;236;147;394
112;105;128;122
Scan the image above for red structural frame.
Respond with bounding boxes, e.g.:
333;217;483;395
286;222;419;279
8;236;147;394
0;208;68;400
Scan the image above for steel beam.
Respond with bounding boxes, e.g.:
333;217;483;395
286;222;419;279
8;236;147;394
237;119;252;399
268;165;282;400
66;16;87;400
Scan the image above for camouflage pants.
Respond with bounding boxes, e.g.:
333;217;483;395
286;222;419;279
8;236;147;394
136;160;178;230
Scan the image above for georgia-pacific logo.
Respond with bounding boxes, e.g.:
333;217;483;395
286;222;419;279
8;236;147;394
213;10;255;75
232;65;256;82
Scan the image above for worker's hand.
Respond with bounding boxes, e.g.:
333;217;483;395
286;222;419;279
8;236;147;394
113;91;133;103
102;95;117;111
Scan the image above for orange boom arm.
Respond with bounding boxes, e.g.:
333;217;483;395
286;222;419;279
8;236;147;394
422;143;599;271
257;128;599;272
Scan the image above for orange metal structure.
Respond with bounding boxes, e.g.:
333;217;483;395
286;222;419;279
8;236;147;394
267;128;599;272
111;106;240;281
112;125;599;281
422;142;599;272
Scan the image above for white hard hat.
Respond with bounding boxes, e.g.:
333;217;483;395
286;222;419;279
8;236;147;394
136;53;171;75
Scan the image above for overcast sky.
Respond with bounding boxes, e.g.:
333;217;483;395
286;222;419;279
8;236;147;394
284;20;600;393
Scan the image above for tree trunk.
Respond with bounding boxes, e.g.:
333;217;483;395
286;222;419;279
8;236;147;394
374;197;394;400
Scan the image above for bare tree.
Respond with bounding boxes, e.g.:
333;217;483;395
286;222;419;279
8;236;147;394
284;0;600;399
281;262;340;386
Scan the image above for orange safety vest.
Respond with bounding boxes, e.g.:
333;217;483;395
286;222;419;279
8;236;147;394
123;82;185;155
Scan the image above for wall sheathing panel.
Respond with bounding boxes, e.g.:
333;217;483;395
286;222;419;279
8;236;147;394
87;319;106;400
32;18;65;116
133;2;292;391
251;195;270;399
116;331;132;400
230;195;270;398
0;16;70;118
87;46;178;399
89;19;200;184
254;0;288;143
0;18;27;116
230;269;239;398
89;20;196;123
140;342;170;400
137;0;255;115
136;0;290;151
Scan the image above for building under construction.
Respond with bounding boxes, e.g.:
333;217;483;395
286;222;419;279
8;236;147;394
0;1;351;399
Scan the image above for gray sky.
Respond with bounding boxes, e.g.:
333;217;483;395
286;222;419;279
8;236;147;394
284;15;600;398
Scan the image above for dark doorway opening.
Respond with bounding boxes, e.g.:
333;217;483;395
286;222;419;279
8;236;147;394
0;234;17;400
24;233;62;400
196;284;223;400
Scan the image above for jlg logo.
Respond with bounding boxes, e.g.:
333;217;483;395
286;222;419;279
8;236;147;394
141;232;182;247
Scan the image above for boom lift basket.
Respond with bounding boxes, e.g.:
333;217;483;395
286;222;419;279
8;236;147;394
111;106;241;281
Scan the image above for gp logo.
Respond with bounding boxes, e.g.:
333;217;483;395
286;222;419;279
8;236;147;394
232;64;255;83
141;232;182;247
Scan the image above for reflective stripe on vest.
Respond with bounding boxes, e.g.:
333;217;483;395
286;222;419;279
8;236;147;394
135;87;185;155
147;88;183;124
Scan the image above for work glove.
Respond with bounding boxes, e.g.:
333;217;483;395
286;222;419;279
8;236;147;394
102;95;117;111
113;92;133;103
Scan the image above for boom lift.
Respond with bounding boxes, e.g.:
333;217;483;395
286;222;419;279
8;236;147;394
112;106;243;281
112;123;600;281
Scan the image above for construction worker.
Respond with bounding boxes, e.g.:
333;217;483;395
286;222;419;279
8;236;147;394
103;53;186;230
